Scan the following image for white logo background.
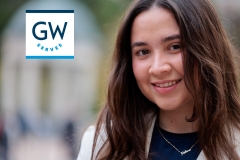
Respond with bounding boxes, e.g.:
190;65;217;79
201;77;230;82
26;11;74;59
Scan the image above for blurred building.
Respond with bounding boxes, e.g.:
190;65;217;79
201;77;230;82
1;0;103;159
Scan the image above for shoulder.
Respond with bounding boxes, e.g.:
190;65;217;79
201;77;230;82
233;129;240;155
196;128;240;160
77;111;156;160
76;126;95;160
76;125;107;160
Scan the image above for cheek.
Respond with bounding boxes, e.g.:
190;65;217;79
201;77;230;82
179;63;184;76
132;60;139;79
132;60;151;100
132;60;148;83
174;55;184;76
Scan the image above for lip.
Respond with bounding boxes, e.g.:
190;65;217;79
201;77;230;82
151;79;181;94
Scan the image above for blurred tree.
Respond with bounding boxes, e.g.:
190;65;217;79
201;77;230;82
0;0;28;64
81;0;131;33
0;0;131;38
0;0;28;37
0;0;131;57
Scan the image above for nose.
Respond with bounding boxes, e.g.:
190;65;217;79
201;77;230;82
149;52;172;76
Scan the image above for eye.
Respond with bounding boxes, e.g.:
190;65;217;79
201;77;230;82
169;44;181;50
137;49;150;56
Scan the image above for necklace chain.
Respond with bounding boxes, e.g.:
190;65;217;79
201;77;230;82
156;126;198;156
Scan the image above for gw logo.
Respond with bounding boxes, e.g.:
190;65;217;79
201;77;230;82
26;10;74;59
32;21;67;40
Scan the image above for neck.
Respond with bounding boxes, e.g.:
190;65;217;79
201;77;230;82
158;107;199;133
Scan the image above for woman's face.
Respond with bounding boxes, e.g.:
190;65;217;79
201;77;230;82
131;7;194;111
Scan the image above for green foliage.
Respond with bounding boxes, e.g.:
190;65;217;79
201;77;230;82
0;0;131;37
0;0;27;36
80;0;131;33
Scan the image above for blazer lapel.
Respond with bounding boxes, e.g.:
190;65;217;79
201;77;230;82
196;151;206;160
145;114;157;158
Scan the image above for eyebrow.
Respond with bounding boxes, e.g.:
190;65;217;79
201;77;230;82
161;34;180;43
131;42;148;49
131;34;180;49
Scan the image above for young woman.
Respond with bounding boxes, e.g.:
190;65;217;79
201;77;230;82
77;0;240;159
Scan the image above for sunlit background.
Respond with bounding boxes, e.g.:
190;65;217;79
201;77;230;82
0;0;239;160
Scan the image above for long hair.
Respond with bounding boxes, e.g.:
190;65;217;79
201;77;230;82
92;0;240;159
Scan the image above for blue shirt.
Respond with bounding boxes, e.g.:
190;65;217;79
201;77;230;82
148;124;201;160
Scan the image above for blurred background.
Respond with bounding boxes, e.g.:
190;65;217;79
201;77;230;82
0;0;239;160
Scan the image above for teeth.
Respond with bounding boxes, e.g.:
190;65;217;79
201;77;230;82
155;80;180;88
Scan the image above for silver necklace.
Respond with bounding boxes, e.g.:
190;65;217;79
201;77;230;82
157;126;198;156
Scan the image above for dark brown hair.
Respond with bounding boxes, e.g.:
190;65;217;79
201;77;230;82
92;0;240;159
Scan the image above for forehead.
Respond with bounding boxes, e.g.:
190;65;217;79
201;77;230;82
134;7;175;24
131;7;180;42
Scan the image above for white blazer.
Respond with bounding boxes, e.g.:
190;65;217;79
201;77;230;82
77;115;240;160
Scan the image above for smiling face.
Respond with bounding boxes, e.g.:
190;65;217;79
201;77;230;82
131;7;194;112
